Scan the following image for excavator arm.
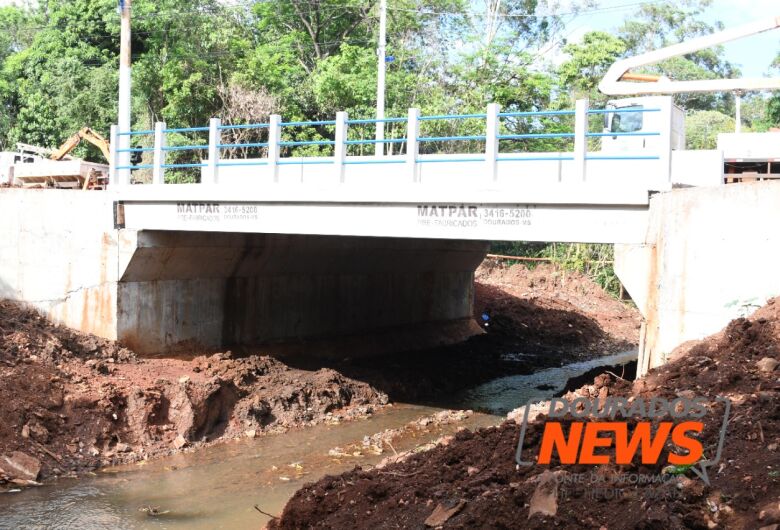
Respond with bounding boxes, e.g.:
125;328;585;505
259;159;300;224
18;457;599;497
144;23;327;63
50;127;111;163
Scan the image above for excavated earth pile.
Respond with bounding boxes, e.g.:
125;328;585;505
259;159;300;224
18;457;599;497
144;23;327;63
0;300;386;487
269;298;780;530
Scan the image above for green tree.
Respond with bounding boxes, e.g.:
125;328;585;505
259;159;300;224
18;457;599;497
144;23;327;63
558;31;626;103
685;110;734;149
767;53;780;127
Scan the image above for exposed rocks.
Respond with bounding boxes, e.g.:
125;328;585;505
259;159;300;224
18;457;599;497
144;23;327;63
424;499;466;527
757;357;779;373
528;470;563;519
0;452;41;482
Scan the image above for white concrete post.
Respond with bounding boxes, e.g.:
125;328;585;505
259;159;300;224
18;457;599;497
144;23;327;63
658;97;674;186
268;114;282;183
573;98;589;182
407;108;420;183
152;121;166;185
334;111;348;183
205;117;221;184
485;103;500;182
109;124;118;187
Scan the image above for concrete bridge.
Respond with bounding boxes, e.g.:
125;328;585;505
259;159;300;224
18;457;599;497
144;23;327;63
110;98;696;245
1;98;777;377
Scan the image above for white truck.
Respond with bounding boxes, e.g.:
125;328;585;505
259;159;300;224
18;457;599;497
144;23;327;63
599;16;780;184
601;96;686;153
0;146;45;186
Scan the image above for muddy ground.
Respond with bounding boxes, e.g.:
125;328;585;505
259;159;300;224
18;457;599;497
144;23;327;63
270;298;779;530
0;261;639;487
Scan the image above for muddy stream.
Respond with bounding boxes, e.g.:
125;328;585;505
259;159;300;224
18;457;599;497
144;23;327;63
0;351;635;529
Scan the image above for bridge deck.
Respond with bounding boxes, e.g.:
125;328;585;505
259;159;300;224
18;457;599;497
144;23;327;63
111;99;674;244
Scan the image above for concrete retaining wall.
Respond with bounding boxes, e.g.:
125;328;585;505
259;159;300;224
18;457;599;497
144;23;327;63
0;189;119;338
615;181;780;374
1;189;487;354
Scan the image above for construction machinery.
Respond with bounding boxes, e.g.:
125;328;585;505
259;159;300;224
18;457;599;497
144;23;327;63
50;127;111;164
598;16;780;183
6;128;113;190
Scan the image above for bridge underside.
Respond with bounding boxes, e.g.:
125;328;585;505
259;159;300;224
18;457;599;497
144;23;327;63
117;230;487;353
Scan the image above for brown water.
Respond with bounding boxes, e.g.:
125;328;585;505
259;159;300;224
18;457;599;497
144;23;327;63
0;350;635;530
0;405;500;530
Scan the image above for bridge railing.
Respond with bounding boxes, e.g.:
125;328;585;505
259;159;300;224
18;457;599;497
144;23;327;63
110;99;669;187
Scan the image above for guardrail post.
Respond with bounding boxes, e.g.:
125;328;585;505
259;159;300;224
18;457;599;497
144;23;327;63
334;111;348;183
152;121;166;185
574;98;589;182
485;103;500;182
268;114;282;182
109;125;118;187
205;117;221;184
407;108;420;182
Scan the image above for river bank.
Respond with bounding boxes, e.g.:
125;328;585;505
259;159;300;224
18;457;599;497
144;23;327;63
0;260;640;488
270;298;780;530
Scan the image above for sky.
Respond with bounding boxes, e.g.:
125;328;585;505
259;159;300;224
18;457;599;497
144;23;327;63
1;0;777;76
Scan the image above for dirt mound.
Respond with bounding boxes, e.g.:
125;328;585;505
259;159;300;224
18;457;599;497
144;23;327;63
475;260;640;348
475;282;608;350
269;298;779;530
0;301;387;486
0;299;134;364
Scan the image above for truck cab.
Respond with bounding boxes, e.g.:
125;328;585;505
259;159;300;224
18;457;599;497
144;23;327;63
601;96;685;153
0;146;47;186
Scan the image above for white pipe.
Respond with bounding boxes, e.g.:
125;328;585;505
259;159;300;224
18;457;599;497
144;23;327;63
600;16;780;96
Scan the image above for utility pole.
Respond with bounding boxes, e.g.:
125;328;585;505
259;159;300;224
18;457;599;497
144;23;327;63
118;0;132;183
375;0;386;156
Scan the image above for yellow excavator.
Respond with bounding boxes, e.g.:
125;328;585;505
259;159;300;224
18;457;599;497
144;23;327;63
49;127;112;190
50;127;111;162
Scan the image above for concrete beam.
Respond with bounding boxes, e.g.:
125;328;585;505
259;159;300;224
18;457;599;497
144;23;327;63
119;200;650;244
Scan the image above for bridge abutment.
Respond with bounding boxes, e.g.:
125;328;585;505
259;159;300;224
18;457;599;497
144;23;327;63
615;181;780;375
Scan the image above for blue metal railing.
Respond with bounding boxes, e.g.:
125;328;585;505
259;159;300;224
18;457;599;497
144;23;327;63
113;104;666;179
162;126;209;133
217;123;270;131
346;117;407;125
217;141;269;149
499;110;576;117
419;113;487;121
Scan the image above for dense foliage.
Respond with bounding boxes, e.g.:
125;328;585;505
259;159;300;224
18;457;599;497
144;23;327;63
2;0;773;157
